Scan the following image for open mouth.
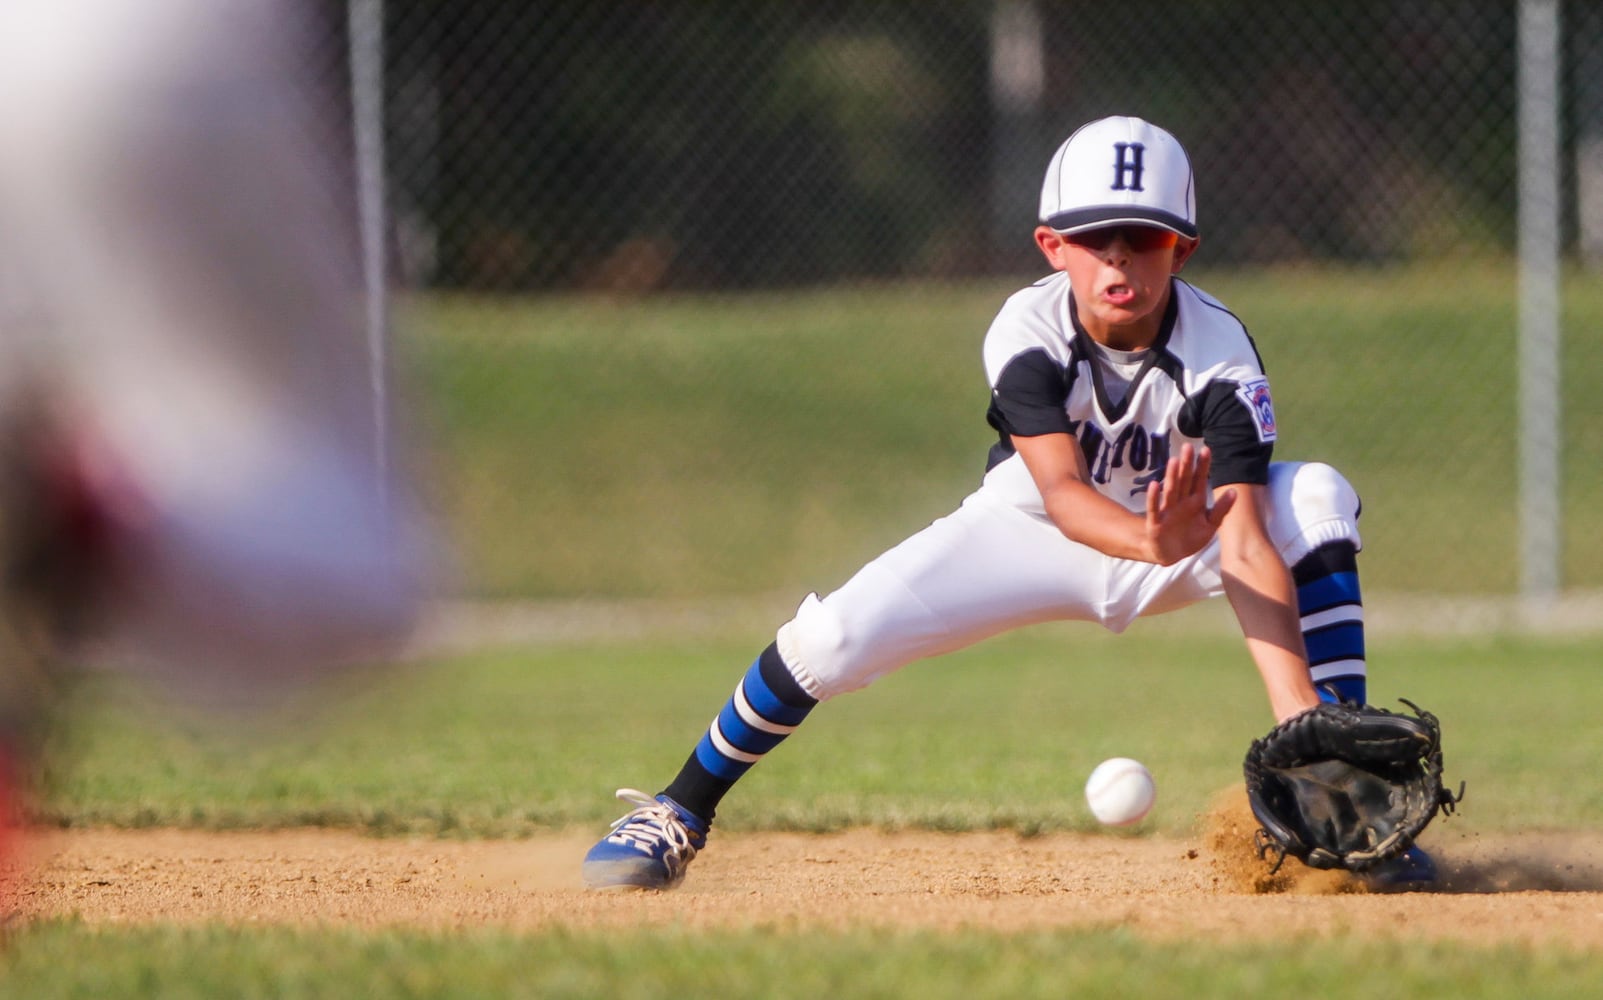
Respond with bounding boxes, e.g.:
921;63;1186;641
1102;283;1136;306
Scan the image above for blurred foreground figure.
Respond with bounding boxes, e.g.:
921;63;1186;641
0;0;431;904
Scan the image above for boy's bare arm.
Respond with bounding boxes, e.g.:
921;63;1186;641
1012;434;1235;565
1215;483;1321;722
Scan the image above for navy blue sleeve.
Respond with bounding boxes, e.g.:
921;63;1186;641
985;348;1074;439
1180;380;1273;487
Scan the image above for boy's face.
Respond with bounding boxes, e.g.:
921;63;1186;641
1034;224;1199;347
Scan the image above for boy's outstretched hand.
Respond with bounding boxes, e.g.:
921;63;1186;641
1145;443;1236;565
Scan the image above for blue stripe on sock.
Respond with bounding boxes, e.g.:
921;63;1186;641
693;734;754;781
740;659;812;727
1296;572;1362;615
1304;622;1366;666
1317;676;1367;705
715;702;789;756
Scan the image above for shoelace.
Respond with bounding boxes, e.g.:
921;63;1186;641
606;788;698;859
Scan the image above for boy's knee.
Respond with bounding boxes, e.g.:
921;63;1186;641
1267;461;1362;561
1273;461;1358;518
776;594;860;702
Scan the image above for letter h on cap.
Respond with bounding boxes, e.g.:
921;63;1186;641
1112;143;1145;191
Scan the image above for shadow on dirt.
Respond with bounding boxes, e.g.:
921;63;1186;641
1201;786;1603;896
1431;835;1603;894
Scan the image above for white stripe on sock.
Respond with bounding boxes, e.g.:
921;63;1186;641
1300;603;1364;632
708;721;762;764
1309;659;1366;684
733;683;800;735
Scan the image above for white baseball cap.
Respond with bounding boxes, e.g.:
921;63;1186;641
1039;116;1197;239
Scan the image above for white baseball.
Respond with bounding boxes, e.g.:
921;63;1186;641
1084;757;1156;826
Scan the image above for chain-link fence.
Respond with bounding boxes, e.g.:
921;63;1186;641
348;1;1603;600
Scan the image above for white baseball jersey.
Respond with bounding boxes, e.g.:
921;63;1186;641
776;275;1360;702
980;271;1277;516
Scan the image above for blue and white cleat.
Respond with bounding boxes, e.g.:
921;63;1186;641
1365;845;1438;892
582;788;709;890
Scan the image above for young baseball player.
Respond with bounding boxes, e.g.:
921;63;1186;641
582;116;1433;892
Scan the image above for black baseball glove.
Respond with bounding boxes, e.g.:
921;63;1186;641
1242;699;1462;873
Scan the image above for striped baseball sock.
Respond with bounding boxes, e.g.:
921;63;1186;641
661;642;816;823
1292;541;1367;705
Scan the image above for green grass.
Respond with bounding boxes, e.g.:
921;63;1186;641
404;282;999;599
402;260;1603;598
22;257;1603;992
37;628;1603;835
23;627;1603;993
4;923;1603;1000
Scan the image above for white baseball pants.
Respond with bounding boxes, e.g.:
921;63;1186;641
776;461;1360;701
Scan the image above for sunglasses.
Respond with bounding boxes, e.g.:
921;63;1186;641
1061;225;1180;253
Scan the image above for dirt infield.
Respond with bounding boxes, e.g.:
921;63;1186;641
15;793;1603;946
17;600;1602;944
